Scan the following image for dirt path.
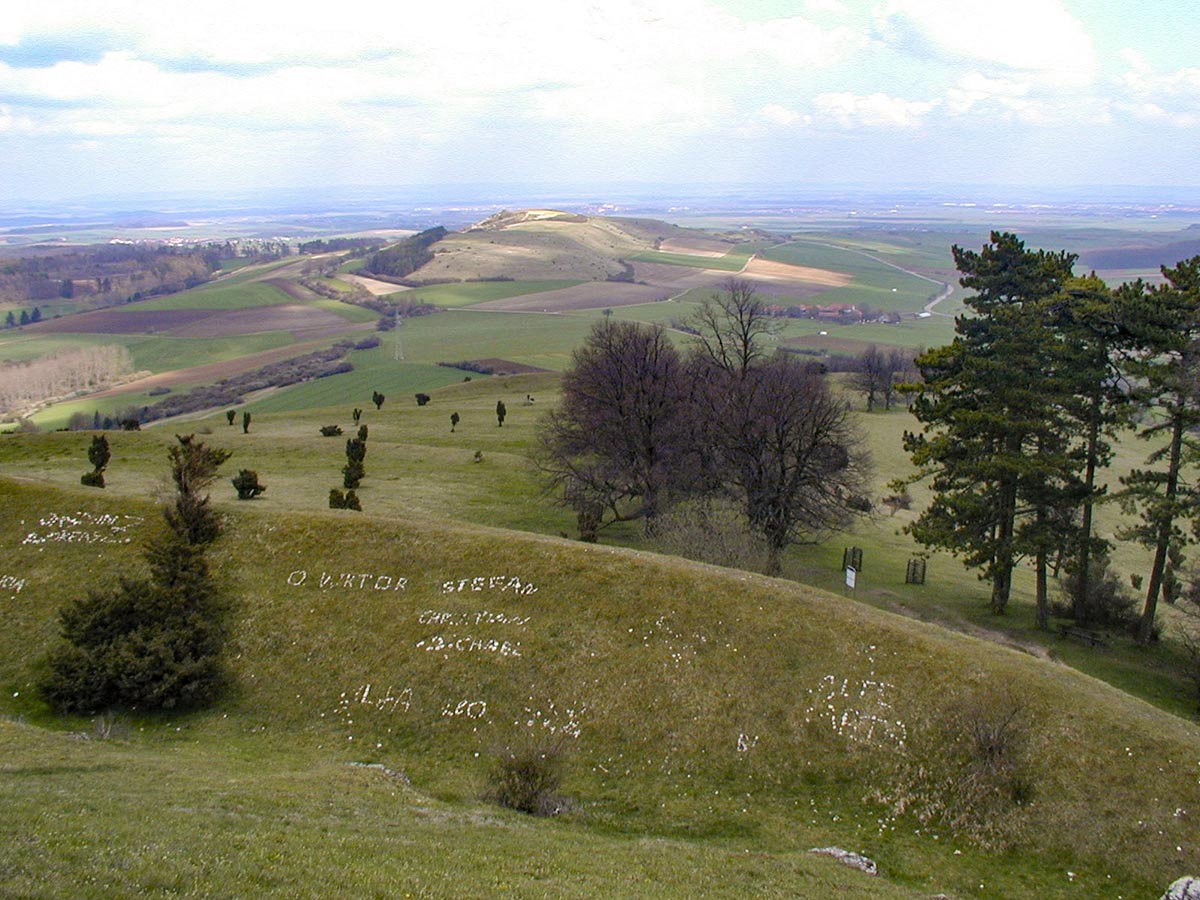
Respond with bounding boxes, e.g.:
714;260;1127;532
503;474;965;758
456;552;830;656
878;594;1054;660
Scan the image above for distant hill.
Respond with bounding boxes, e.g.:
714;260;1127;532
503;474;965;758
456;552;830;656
410;210;739;282
1079;238;1200;270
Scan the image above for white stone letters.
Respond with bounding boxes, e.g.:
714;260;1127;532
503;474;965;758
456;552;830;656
440;575;537;596
20;511;143;545
1;575;26;595
286;570;407;591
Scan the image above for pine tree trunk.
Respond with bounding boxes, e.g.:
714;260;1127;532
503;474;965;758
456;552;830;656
1140;412;1185;644
1036;554;1049;631
1074;387;1103;625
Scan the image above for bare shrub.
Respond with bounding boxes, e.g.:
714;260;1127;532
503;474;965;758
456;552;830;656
652;498;765;571
483;738;573;817
1179;621;1200;712
1057;557;1140;632
90;712;130;741
871;686;1035;850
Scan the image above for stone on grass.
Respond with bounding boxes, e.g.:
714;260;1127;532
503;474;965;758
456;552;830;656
1163;877;1200;900
808;847;877;876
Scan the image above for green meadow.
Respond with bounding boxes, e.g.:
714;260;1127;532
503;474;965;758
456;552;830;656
127;280;295;311
630;249;753;271
396;280;586;308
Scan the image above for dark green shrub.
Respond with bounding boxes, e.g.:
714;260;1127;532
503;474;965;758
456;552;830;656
87;434;110;472
39;436;231;714
343;461;364;489
415;393;430;406
319;425;343;437
329;489;362;511
231;469;266;500
81;471;105;488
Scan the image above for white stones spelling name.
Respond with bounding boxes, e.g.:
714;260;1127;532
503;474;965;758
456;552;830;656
21;511;144;545
441;576;537;596
287;570;408;591
418;609;531;627
336;683;412;715
442;699;488;719
416;634;522;657
1;575;26;594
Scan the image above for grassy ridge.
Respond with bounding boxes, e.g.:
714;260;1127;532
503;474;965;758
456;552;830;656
1;470;1198;899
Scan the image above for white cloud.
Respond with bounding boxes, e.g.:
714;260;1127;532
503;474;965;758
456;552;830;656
873;0;1098;88
0;103;36;134
813;91;937;128
1117;57;1200;127
758;104;806;127
804;0;848;14
0;0;866;143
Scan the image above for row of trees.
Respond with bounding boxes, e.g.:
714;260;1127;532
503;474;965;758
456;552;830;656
0;345;135;416
901;232;1200;641
538;281;870;575
4;307;42;327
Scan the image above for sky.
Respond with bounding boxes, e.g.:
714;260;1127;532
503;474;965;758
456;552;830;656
0;0;1198;203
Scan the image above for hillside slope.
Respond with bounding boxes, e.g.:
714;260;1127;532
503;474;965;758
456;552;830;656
2;474;1198;899
412;212;730;282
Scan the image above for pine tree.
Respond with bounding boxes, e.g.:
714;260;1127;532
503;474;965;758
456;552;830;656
903;233;1077;614
40;435;232;713
1117;257;1200;642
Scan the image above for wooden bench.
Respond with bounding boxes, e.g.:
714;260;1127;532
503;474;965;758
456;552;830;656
1057;624;1108;648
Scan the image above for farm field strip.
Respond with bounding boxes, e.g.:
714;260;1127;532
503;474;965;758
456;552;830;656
129;280;293;312
763;242;945;313
398;279;585;308
630;249;750;271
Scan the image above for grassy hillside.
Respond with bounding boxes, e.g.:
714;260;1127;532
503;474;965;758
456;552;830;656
2;463;1199;899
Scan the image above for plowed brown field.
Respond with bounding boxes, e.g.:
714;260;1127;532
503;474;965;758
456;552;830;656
26;302;353;339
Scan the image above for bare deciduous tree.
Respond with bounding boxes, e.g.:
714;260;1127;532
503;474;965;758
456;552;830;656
688;278;771;377
705;355;871;574
537;318;695;535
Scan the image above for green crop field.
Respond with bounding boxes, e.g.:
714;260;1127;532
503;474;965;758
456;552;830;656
763;242;944;314
125;279;294;311
630;249;751;271
398;280;586;308
0;331;126;363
